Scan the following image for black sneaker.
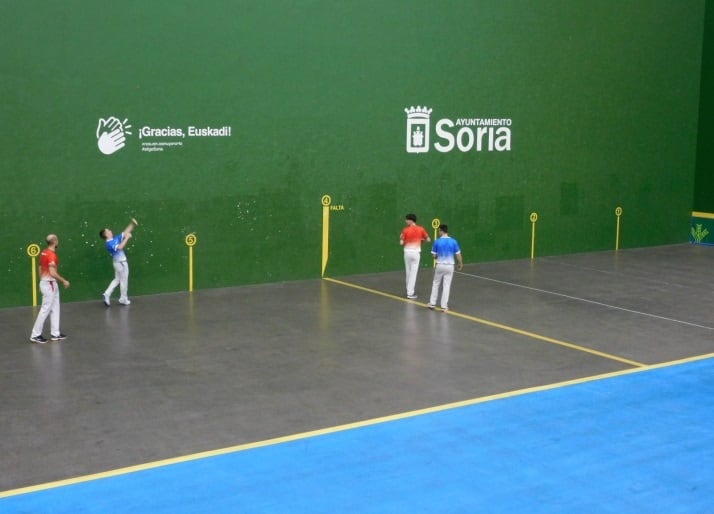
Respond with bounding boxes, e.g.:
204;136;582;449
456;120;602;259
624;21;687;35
50;333;67;341
30;335;48;344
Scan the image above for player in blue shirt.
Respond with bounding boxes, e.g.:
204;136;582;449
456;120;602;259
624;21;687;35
428;224;463;312
100;218;138;306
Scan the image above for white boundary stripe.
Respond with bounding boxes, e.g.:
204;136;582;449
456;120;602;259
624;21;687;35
458;271;714;331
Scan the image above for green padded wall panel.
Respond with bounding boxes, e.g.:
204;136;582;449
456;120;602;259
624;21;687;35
694;0;714;213
0;1;705;307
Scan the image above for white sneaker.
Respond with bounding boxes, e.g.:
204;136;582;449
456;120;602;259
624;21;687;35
118;298;131;305
103;294;110;307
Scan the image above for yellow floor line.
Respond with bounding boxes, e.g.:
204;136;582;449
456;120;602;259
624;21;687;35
3;352;712;499
323;276;646;368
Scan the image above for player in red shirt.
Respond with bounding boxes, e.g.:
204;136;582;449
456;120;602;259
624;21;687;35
400;213;431;299
30;234;70;343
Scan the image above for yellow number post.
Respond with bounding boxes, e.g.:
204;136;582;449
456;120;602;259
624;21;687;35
431;218;440;267
615;206;623;251
185;234;197;292
27;243;41;306
321;195;331;277
530;212;539;259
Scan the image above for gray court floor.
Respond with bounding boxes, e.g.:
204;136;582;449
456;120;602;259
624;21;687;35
1;244;713;492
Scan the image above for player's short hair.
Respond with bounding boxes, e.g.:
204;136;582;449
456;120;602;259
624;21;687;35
99;229;108;239
439;224;448;233
405;213;417;222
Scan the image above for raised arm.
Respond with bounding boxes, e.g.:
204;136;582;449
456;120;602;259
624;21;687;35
123;218;139;235
116;218;138;250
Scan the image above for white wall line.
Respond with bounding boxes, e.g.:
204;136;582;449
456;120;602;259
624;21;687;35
458;272;714;331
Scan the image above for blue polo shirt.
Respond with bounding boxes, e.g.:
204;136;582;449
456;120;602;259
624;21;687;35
431;236;461;264
106;233;127;262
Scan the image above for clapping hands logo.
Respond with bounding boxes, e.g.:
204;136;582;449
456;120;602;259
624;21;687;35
97;117;133;155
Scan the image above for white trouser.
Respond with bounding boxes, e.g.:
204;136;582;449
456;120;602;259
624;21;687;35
105;260;129;301
429;263;455;309
404;249;421;296
31;280;60;337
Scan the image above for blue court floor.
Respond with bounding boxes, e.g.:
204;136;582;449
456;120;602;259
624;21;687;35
2;355;713;513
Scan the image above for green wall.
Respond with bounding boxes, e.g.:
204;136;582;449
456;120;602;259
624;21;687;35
694;0;714;213
690;0;714;245
0;1;706;307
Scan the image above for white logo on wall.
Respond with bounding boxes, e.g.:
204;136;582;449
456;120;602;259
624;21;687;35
404;105;512;154
405;106;432;153
97;117;133;155
96;115;233;155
